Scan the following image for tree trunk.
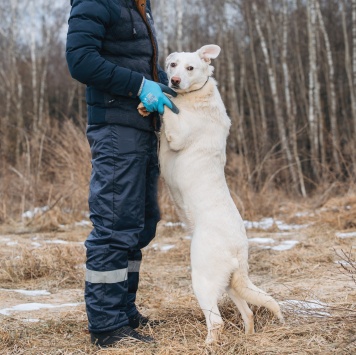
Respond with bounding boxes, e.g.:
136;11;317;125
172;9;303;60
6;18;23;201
282;1;307;196
246;3;268;152
30;0;38;132
176;0;183;52
307;0;320;179
342;1;356;173
316;0;341;175
161;0;169;60
252;2;299;189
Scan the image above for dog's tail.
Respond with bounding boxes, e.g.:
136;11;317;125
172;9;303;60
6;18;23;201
230;271;284;322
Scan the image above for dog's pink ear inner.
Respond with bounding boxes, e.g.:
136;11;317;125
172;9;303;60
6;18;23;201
197;45;221;62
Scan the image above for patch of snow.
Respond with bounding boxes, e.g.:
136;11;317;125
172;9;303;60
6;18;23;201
271;240;299;251
294;211;313;217
31;242;42;248
274;232;294;237
150;243;175;252
244;218;274;230
280;300;330;317
248;237;275;244
0;289;50;296
81;211;90;219
164;222;186;228
0;302;83;316
75;220;91;227
160;244;175;252
335;260;351;266
275;221;309;231
244;218;308;231
45;239;69;244
184;236;192;240
336;231;356;239
22;206;49;219
0;237;11;242
22;318;40;323
6;241;18;246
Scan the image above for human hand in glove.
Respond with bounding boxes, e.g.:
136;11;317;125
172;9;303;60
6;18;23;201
139;79;179;115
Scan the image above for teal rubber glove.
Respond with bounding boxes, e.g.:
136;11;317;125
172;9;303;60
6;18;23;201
139;79;179;115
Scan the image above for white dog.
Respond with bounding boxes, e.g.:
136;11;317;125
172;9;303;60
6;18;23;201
159;44;284;344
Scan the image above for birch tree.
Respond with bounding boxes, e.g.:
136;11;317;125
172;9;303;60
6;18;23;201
307;0;320;179
176;0;183;52
282;1;306;196
315;0;341;174
245;3;268;152
342;1;356;172
252;2;299;190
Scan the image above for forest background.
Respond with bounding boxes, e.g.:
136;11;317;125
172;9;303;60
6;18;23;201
0;0;355;224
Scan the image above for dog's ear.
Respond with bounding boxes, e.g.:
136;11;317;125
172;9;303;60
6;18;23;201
165;52;178;69
197;45;221;63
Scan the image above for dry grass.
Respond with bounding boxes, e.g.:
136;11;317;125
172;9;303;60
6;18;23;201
0;217;354;354
0;245;85;287
0;119;91;226
0;122;356;354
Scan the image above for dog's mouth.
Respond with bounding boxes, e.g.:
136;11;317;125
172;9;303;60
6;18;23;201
170;84;180;90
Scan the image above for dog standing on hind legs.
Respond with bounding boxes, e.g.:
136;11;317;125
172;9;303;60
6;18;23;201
159;44;284;344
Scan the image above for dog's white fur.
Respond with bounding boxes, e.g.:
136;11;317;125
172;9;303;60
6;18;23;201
159;45;284;344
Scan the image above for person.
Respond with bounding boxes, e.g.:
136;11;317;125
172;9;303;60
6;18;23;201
66;0;177;347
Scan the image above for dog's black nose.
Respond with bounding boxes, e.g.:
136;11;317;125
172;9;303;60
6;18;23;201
171;77;181;86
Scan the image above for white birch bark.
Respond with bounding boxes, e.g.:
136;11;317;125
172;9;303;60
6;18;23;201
176;0;183;52
38;2;52;128
30;0;38;131
293;0;309;118
161;0;169;60
226;34;241;153
343;1;356;121
246;4;268;150
282;1;306;196
316;0;341;174
315;27;326;173
307;0;320;178
252;2;298;187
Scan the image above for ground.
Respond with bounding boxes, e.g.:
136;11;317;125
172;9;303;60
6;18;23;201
0;201;355;354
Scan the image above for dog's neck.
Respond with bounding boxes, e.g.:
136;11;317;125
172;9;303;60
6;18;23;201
179;77;216;99
188;77;210;93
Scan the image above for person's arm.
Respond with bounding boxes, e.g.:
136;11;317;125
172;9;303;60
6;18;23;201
66;0;143;98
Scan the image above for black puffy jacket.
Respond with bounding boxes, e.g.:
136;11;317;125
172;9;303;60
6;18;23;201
66;0;168;131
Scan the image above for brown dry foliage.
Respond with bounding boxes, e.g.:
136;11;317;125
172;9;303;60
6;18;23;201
0;245;85;286
0;119;91;225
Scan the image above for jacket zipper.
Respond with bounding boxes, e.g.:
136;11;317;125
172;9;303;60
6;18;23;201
133;0;159;82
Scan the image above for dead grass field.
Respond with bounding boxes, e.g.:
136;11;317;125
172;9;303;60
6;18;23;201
0;197;355;355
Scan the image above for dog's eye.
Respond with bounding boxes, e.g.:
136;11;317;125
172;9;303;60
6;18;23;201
170;63;177;68
187;66;194;71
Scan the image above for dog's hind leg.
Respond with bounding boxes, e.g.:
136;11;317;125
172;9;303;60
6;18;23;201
230;271;284;323
192;262;224;344
226;286;255;334
191;271;224;344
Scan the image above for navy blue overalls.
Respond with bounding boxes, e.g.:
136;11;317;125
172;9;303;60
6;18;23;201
66;0;167;333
